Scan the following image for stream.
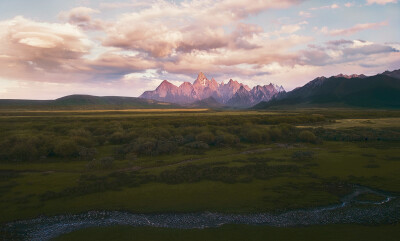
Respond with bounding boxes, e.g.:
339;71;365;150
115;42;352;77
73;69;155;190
2;185;399;241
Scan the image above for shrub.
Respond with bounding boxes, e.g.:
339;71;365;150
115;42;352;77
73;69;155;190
108;131;127;144
147;127;170;139
133;137;158;155
298;130;317;143
156;139;178;154
99;157;114;168
125;153;137;161
243;129;263;143
54;140;80;158
79;147;97;161
10;140;38;161
69;128;91;138
268;128;282;141
215;132;240;146
185;141;209;150
184;141;209;154
196;132;215;145
1;136;54;162
86;156;114;170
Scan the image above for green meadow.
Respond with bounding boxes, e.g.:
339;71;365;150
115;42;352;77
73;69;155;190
54;224;400;241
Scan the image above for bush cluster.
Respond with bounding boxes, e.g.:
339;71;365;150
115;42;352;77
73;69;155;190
3;113;396;163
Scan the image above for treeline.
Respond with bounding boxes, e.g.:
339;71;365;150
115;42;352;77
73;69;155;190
0;122;319;162
0;113;397;163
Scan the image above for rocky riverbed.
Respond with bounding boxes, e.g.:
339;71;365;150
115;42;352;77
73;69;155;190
2;185;399;241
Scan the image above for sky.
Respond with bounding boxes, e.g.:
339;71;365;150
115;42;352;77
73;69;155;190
0;0;399;99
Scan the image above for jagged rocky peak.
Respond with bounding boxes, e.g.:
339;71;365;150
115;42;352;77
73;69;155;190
225;79;247;89
156;80;177;91
179;82;194;92
210;77;218;85
382;69;400;79
158;80;174;87
308;76;327;87
237;85;249;93
209;77;219;90
179;82;192;87
252;85;263;91
194;72;209;86
273;84;285;92
335;73;367;79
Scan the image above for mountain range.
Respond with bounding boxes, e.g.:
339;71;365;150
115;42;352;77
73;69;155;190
140;72;285;107
1;69;399;110
254;69;400;109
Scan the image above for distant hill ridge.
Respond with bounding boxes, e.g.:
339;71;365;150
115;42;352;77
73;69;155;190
0;95;180;110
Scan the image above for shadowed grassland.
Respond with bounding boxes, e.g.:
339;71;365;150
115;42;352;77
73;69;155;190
54;224;400;241
1;140;399;223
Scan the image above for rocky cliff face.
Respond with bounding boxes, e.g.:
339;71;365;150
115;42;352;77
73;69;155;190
140;72;285;107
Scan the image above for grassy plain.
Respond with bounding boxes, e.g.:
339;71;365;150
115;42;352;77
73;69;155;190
55;224;400;241
0;108;399;239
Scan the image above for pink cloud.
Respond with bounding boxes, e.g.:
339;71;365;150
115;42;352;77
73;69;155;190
321;21;388;36
366;0;397;5
59;7;104;30
99;1;153;9
310;4;340;10
0;16;92;81
102;0;304;57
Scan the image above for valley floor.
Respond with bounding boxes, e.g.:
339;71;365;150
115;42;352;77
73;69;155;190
0;109;399;240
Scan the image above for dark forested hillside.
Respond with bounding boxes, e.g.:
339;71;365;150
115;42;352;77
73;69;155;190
254;73;400;109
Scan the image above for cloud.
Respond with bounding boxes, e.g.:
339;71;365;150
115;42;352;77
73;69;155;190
160;34;312;76
1;0;399;99
0;0;309;87
343;43;398;56
99;1;153;9
300;39;398;66
326;39;354;46
59;7;104;30
299;11;311;17
320;21;388;36
310;4;340;10
271;21;308;36
366;0;397;5
344;2;355;7
87;52;157;77
102;0;305;57
0;16;93;81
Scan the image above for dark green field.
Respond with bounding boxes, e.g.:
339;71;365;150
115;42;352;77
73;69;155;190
0;109;399;240
54;224;400;241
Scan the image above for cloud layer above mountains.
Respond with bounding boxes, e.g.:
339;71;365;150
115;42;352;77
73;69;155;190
0;0;399;99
